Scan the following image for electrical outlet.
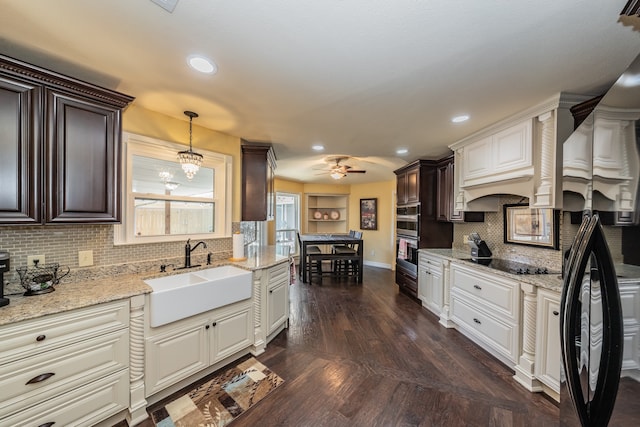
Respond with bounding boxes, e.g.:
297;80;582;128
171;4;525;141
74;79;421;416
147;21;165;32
27;255;45;267
78;250;94;267
463;235;469;245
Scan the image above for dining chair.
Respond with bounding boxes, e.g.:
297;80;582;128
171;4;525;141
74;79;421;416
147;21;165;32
333;231;362;278
297;232;322;281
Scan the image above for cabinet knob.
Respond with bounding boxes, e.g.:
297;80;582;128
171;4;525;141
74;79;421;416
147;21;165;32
473;318;481;325
205;325;210;329
36;334;46;342
552;310;559;316
269;290;273;294
212;322;217;327
26;372;55;385
473;284;482;290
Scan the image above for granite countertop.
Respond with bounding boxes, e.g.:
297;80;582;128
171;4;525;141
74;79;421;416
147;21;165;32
421;248;564;292
0;246;290;327
422;248;640;293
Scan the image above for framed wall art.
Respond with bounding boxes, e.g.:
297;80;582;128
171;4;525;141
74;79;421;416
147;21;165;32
503;204;559;249
360;198;377;230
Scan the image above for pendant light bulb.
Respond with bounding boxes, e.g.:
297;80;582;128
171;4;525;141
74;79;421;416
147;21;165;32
177;110;203;180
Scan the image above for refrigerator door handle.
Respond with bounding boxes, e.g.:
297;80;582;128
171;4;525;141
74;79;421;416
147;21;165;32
560;214;624;427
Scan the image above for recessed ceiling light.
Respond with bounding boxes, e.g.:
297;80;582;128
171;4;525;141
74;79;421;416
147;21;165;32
617;73;640;87
312;144;325;151
188;55;217;74
451;115;470;123
396;148;408;155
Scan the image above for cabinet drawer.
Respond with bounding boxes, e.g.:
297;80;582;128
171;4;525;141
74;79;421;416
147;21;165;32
451;265;518;319
269;262;290;285
451;295;519;363
0;329;128;417
0;369;129;427
0;300;129;365
419;253;443;273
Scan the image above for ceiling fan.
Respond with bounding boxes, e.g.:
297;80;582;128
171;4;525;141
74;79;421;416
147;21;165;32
316;156;367;180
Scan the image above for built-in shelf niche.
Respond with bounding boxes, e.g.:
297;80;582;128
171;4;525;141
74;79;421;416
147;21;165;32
305;194;348;234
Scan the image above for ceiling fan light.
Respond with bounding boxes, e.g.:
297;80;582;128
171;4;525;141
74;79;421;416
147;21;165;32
330;171;346;180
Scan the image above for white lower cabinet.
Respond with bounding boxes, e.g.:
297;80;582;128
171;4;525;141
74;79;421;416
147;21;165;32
534;288;561;397
145;299;253;397
0;300;130;427
418;252;444;316
253;261;290;353
450;263;520;366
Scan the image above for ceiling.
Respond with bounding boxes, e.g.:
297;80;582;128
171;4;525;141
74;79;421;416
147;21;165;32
1;0;639;184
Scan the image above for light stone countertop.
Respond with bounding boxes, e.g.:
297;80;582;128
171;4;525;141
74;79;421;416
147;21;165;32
0;246;290;327
421;248;564;293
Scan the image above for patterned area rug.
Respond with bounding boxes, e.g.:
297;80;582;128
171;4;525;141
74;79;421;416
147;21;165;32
151;357;284;427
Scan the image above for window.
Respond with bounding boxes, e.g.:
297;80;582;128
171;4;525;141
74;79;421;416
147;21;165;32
275;192;300;256
115;133;232;245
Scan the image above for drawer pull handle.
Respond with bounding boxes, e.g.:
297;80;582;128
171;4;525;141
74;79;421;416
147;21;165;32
473;318;481;325
26;372;55;385
36;334;46;342
38;423;55;427
553;310;559;316
473;285;482;290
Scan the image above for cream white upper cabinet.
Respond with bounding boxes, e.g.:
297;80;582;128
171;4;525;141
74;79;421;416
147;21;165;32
451;93;582;211
460;120;533;187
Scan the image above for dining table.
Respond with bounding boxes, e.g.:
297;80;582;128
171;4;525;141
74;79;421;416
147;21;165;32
299;234;364;284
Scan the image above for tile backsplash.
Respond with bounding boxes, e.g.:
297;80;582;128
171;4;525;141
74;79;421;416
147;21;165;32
0;224;237;295
453;196;624;271
453;196;564;271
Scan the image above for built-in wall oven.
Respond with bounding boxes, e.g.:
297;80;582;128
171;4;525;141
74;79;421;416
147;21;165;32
396;204;421;297
396;204;419;237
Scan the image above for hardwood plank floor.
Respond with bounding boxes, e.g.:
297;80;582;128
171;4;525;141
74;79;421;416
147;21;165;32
127;266;559;426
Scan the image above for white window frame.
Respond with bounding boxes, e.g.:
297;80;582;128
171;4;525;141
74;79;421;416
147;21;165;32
114;132;232;245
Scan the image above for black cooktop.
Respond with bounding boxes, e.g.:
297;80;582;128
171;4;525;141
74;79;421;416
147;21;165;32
462;257;559;275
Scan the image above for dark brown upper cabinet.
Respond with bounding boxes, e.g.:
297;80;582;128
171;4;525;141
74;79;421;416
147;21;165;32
241;141;276;221
396;164;420;205
0;55;133;225
435;155;484;223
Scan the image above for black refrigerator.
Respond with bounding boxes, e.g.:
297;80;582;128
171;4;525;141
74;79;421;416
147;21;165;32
560;52;640;425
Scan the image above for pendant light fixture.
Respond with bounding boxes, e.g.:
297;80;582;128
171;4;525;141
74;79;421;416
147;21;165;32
177;110;203;180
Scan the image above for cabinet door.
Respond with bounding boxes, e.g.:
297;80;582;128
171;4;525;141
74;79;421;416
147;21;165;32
45;89;122;223
210;306;252;363
0;76;41;223
436;163;450;222
429;269;443;315
492;120;533;174
268;281;288;335
535;289;561;393
145;323;208;396
406;168;420;204
397;172;407;205
241;144;275;221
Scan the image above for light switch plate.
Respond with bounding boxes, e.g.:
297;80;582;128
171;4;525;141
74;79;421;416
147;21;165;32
78;250;94;267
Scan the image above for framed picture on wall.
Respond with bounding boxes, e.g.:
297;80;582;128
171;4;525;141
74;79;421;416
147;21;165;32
360;198;377;230
503;204;559;249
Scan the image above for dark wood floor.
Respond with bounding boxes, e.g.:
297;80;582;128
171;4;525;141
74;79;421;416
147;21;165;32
127;266;559;426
